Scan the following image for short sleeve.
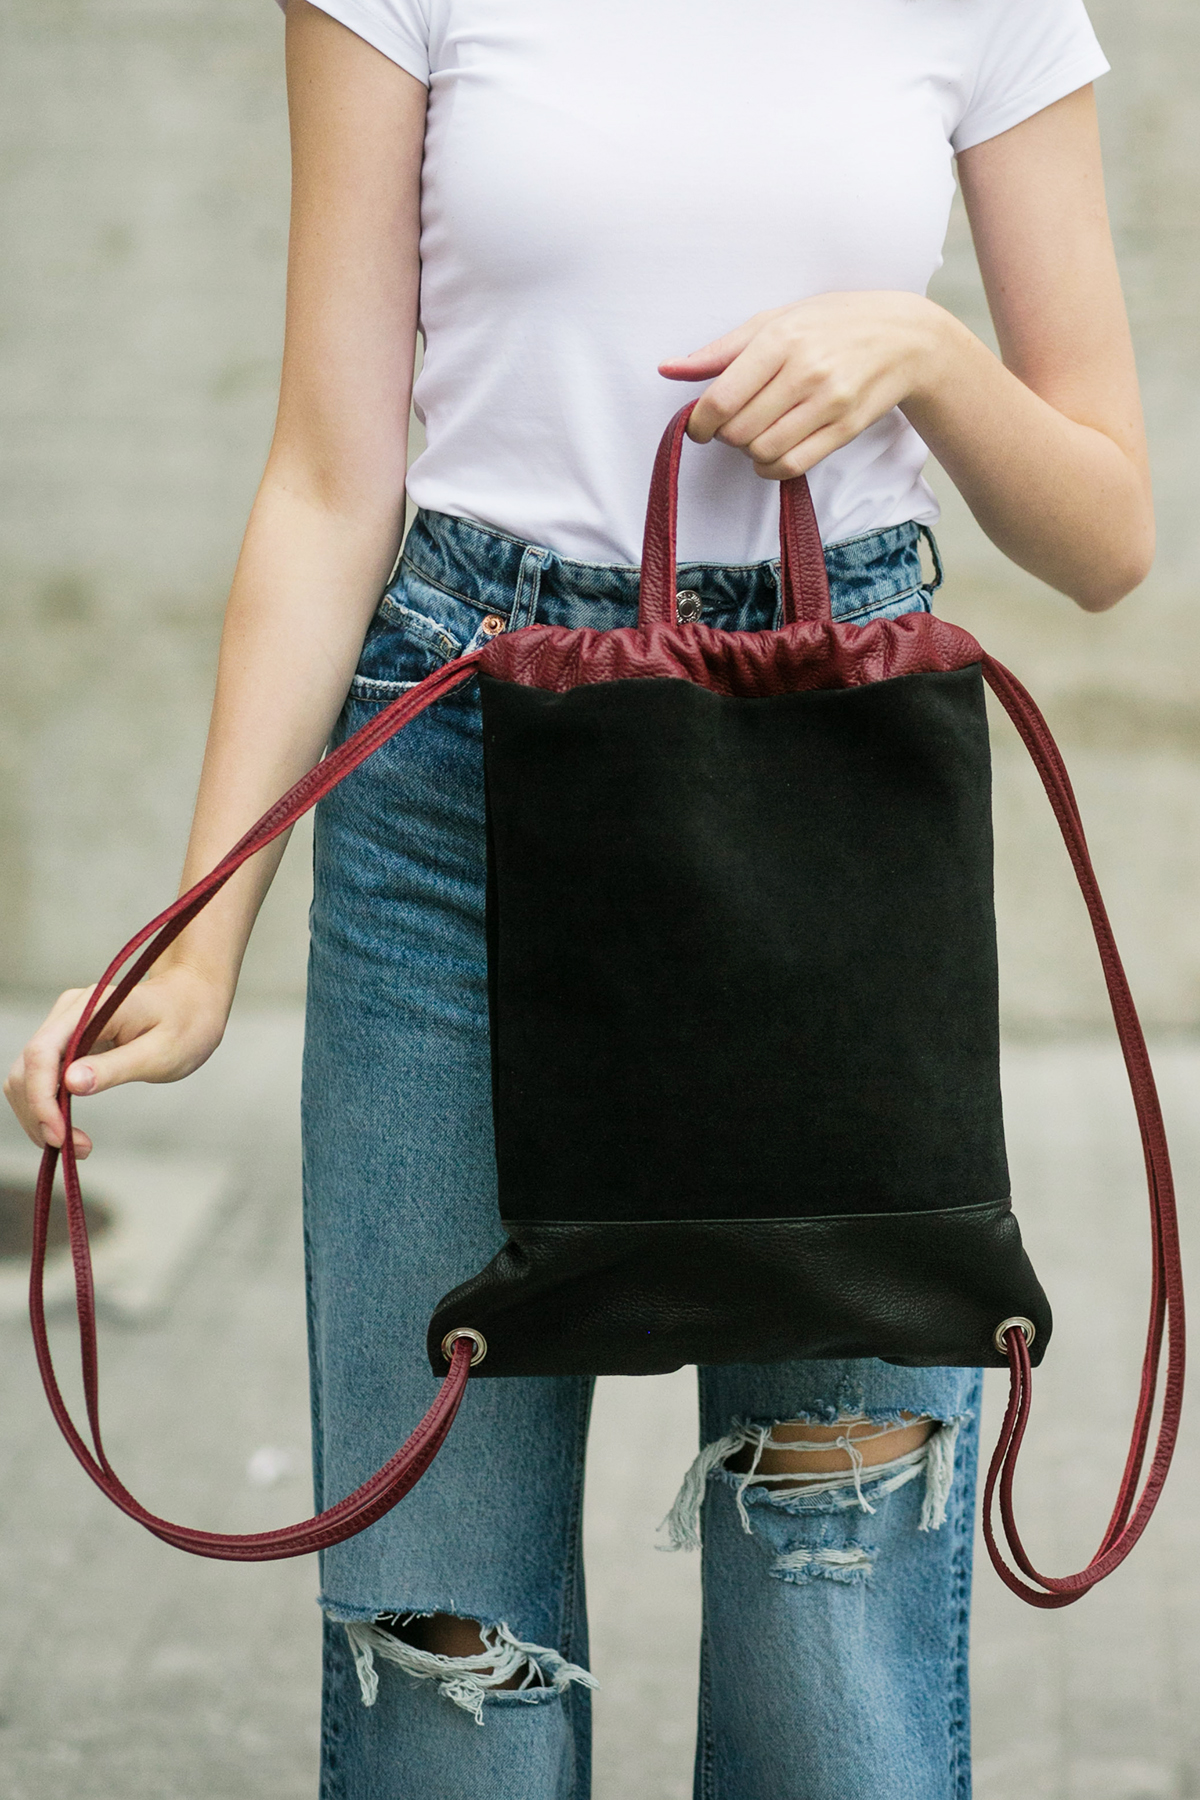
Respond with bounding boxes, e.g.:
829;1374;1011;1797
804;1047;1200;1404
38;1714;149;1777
274;0;430;86
952;0;1109;155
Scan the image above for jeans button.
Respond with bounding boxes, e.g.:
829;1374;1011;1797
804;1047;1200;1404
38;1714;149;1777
481;613;506;637
676;590;703;624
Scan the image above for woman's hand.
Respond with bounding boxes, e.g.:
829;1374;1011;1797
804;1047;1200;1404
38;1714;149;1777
659;93;1153;612
659;291;952;478
3;966;231;1159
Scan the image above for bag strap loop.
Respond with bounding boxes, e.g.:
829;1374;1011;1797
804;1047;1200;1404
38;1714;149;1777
980;656;1185;1606
30;651;483;1560
638;402;832;629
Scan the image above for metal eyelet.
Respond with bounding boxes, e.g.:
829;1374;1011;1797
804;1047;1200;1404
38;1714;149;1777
993;1315;1036;1356
481;614;506;638
441;1326;488;1367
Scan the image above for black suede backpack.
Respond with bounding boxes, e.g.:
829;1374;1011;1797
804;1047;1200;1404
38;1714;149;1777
32;405;1183;1607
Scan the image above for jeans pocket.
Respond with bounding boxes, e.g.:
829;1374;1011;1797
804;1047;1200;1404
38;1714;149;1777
350;564;485;703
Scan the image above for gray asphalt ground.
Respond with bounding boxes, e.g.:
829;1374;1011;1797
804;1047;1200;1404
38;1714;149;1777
0;1004;1197;1800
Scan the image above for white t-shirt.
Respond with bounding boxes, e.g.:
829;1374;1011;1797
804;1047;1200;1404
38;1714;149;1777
287;0;1109;563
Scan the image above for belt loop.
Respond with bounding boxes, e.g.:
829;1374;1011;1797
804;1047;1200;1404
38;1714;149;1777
917;523;944;595
510;545;549;630
770;557;785;632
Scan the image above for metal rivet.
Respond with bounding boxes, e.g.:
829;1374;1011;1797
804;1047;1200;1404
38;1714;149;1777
481;614;506;638
676;589;703;624
992;1315;1036;1356
441;1326;488;1367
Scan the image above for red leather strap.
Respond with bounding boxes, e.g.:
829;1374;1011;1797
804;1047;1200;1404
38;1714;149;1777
980;656;1185;1606
29;652;482;1560
638;403;831;629
777;461;831;629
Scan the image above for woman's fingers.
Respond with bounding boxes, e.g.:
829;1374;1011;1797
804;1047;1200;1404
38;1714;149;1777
671;321;835;448
688;353;863;477
659;316;789;441
4;988;102;1149
712;364;835;456
660;292;932;471
64;1021;179;1097
749;415;861;481
686;336;791;444
658;318;761;385
60;980;218;1097
3;970;229;1154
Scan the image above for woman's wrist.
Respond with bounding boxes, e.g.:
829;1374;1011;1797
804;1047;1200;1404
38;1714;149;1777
900;298;975;419
153;940;242;1019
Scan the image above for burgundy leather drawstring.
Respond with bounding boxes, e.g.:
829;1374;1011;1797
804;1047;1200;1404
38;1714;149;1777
981;656;1184;1605
30;652;483;1560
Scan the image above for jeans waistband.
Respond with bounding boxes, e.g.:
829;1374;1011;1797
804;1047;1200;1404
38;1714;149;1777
399;508;941;636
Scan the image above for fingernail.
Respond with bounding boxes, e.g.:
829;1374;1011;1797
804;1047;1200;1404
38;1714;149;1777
68;1064;95;1094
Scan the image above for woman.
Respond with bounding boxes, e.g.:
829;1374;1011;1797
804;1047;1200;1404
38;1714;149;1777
6;0;1150;1795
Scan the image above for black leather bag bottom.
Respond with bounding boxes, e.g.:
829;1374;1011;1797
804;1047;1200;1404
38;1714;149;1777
428;1202;1050;1375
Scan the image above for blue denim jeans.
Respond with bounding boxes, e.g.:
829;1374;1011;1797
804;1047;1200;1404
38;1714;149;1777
303;508;981;1800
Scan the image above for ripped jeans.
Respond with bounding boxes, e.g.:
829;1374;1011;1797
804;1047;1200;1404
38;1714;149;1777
304;507;979;1800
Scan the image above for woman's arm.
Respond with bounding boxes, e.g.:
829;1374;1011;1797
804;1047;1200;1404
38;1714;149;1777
4;1;426;1153
663;86;1152;613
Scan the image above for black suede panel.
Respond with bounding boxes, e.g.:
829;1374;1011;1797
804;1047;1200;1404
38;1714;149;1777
480;666;1009;1225
428;1203;1051;1376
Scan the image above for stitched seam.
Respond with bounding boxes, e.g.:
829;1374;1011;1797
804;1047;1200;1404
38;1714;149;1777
394;555;500;613
948;1401;977;1795
824;520;923;551
500;1199;1014;1228
696;1632;717;1800
837;581;926;622
320;1620;346;1800
405;515;933;609
512;544;549;631
416;509;560;559
557;1378;592;1659
955;54;1108;154
410;510;927;570
376;592;463;655
348;675;421;701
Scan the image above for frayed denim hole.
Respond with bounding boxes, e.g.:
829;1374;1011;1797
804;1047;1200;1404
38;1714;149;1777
341;1620;597;1726
770;1543;876;1585
732;1482;878;1583
713;1463;924;1520
661;1414;965;1549
715;1468;874;1516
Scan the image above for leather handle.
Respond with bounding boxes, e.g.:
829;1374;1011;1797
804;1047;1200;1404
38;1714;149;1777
29;652;484;1560
979;656;1185;1606
637;403;831;629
